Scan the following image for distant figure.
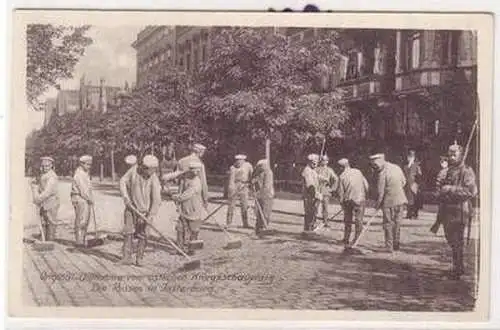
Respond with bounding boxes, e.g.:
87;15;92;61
251;159;275;236
31;156;60;241
403;150;423;219
337;158;369;251
430;155;449;234
301;154;321;232
226;154;253;229
71;155;94;246
119;155;162;266
316;155;339;226
370;153;408;253
437;144;477;280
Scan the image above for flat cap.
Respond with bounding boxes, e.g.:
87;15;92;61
235;154;247;160
337;158;349;166
188;162;203;169
193;143;207;152
125;155;137;165
79;155;93;163
256;159;268;166
369;153;385;160
448;143;463;153
307;154;320;162
142;155;159;168
320;155;329;161
40;156;54;163
408;150;416;156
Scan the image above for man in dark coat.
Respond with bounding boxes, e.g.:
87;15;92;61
438;144;477;280
403;150;423;219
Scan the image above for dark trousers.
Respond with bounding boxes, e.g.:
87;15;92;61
342;201;365;246
303;196;319;231
443;220;466;273
382;205;405;251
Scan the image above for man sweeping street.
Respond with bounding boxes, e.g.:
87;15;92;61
31;156;60;241
71;155;94;246
370;153;407;253
163;162;205;255
226;154;254;229
251;159;275;236
316;155;338;227
337;158;369;251
119;155;162;266
302;154;321;232
438;143;477;280
176;143;208;209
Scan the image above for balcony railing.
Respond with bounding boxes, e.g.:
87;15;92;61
337;75;385;101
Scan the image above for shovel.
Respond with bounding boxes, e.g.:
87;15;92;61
84;206;109;248
128;204;201;270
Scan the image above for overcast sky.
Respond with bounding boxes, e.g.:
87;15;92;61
28;25;143;133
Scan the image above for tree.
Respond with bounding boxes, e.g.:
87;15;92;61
197;27;348;165
27;24;93;110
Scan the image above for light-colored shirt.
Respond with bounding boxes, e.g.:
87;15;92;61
34;169;60;210
301;165;319;197
120;166;162;216
71;166;93;202
338;167;369;205
316;165;339;196
228;161;254;194
177;154;208;205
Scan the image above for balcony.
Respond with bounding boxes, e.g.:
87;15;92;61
337;75;386;102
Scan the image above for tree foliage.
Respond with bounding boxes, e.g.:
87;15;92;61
27;24;93;110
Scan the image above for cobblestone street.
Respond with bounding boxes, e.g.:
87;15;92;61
22;178;479;311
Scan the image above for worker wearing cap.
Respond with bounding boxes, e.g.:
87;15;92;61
125;155;137;167
251;159;275;236
438;144;477;280
119;155;162;266
316;155;339;227
302;153;321;232
403;149;423;219
176;143;208;209
30;156;60;241
163;162;205;254
226;154;254;228
71;155;94;246
369;153;407;253
337;158;369;250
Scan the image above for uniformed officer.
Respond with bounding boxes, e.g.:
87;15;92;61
30;156;60;241
438;144;477;279
302;154;321;232
119;155;162;266
403;150;423;219
163;162;205;254
337;158;369;250
226;154;254;228
251;159;275;236
176;143;208;208
316;155;339;226
71;155;94;246
370;153;408;253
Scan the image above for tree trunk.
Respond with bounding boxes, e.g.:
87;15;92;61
110;148;116;182
100;162;104;182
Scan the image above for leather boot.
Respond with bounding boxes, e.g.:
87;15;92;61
118;235;134;265
136;238;147;267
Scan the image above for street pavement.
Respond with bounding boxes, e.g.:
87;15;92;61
22;178;479;311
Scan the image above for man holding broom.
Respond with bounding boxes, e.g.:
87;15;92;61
119;155;162;266
31;156;60;241
251;159;275;236
71;155;94;247
163;162;205;255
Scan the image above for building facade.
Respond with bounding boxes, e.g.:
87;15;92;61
42;98;57;126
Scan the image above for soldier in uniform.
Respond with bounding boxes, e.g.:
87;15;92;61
71;155;94;246
403;150;423;219
370;153;408;253
438;144;477;279
302;154;321;232
337;158;369;250
30;156;60;241
251;159;275;236
226;154;254;228
119;155;162;266
163;162;205;254
316;155;339;227
176;143;208;209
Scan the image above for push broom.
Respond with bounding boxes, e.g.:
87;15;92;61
128;204;201;270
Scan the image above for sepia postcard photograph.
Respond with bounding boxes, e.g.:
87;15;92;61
7;10;494;322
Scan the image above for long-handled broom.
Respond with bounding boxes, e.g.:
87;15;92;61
84;206;109;248
344;210;380;255
128;204;201;270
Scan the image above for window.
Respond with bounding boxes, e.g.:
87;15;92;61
410;33;420;69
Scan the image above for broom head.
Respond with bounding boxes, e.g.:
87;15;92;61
179;259;201;271
223;239;242;250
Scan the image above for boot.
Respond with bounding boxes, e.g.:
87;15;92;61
136;239;147;267
118;235;134;265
